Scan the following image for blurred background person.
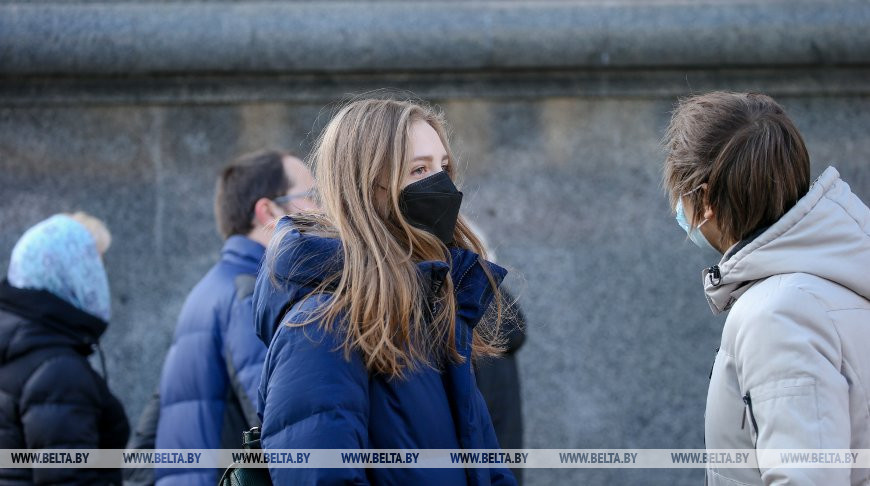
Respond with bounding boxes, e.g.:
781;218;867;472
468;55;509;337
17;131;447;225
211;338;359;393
138;150;316;486
664;91;870;485
253;98;515;485
469;222;527;486
0;212;130;485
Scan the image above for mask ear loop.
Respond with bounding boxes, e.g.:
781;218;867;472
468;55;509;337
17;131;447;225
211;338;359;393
681;183;709;229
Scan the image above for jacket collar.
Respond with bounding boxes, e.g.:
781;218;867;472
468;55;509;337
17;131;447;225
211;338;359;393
254;216;507;347
221;235;266;271
703;166;870;314
0;279;107;358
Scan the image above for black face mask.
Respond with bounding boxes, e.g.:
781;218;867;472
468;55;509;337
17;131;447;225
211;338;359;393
399;171;463;245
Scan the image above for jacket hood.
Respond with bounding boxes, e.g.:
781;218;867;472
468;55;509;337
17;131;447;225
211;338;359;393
704;166;870;314
0;279;107;363
253;216;507;347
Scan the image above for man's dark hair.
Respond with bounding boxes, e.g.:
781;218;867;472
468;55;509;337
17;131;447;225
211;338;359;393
215;150;293;239
664;91;811;246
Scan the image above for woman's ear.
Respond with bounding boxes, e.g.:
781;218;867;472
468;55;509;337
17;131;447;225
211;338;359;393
703;205;716;222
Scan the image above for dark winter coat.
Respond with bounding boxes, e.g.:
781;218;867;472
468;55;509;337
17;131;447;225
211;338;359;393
475;288;526;485
252;218;517;486
154;236;267;486
0;280;130;485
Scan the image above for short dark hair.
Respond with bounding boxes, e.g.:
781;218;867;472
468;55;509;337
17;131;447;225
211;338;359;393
215;150;293;239
663;91;811;246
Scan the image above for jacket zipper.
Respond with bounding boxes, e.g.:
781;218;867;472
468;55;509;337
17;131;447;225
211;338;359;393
741;392;759;445
703;345;720;483
454;260;479;364
708;346;719;380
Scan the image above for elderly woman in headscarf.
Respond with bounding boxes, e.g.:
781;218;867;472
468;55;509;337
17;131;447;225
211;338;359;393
0;212;129;485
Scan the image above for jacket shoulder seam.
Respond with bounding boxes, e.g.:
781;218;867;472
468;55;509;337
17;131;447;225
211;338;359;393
779;272;869;312
827;306;870;313
791;285;844;370
734;280;843;367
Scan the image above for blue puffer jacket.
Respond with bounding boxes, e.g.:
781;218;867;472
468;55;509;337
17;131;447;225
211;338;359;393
155;236;267;486
253;218;517;486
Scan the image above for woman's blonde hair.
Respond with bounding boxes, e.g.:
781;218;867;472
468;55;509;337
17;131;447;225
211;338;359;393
269;97;503;378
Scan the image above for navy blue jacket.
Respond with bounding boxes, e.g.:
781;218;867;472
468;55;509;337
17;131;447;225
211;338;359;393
155;236;266;486
253;218;517;486
0;280;130;485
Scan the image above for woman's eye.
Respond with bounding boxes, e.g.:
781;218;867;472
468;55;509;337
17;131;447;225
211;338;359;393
411;166;426;176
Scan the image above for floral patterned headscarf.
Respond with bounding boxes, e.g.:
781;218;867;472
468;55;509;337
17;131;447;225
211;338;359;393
7;214;111;322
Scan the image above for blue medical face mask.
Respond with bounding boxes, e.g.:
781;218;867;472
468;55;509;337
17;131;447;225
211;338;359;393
675;199;718;253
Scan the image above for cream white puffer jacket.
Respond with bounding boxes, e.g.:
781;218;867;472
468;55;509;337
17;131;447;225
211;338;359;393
703;167;870;485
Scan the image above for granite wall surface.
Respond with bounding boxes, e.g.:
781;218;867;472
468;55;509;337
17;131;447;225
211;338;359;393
2;2;869;484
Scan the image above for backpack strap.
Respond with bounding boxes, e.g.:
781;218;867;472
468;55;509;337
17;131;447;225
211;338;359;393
222;274;262;436
234;275;256;303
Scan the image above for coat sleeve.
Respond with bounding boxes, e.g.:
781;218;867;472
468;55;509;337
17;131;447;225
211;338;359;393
475;387;518;486
260;314;371;485
123;389;160;486
734;285;850;485
19;354;121;485
99;388;131;449
224;284;267;427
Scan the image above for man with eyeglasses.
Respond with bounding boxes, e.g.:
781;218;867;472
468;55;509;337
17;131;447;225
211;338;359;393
126;150;316;486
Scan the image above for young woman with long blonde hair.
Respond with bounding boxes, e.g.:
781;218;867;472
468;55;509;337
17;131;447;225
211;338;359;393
252;98;516;485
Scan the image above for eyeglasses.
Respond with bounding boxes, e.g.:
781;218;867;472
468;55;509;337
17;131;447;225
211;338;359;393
272;189;317;206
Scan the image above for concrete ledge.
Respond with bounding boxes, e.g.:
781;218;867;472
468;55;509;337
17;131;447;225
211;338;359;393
2;1;869;76
5;66;870;106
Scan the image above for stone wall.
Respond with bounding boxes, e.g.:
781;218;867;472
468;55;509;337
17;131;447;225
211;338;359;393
2;2;869;484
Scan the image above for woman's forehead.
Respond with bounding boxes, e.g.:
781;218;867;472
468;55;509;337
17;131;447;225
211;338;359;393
409;121;447;159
